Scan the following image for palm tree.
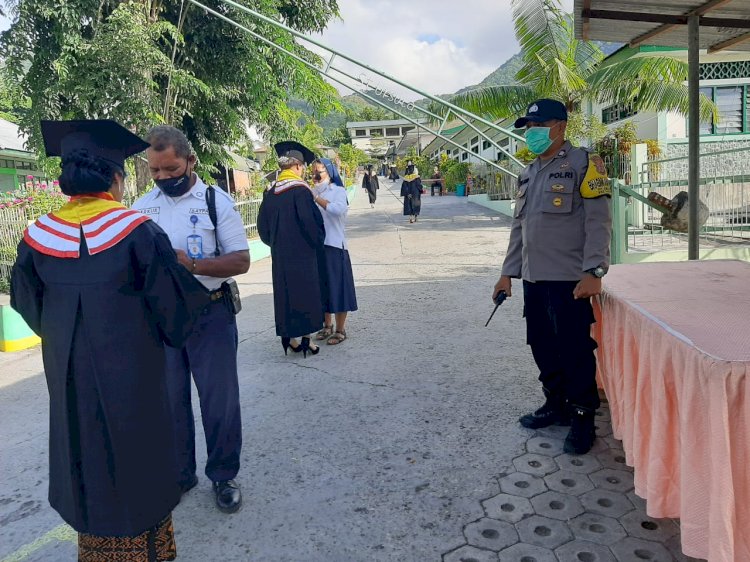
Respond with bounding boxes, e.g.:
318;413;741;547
450;0;716;122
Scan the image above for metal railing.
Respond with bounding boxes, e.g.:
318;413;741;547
235;197;262;239
609;145;750;262
0;205;27;290
469;163;517;200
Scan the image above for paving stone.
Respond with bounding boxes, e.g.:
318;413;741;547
596;449;633;472
534;425;570;440
555;540;617;562
513;453;559;477
530;491;584;521
499;472;548;499
665;535;706;562
483;493;535;524
593;421;613;438
618;511;679;543
569;513;627;546
587;437;610;454
579;489;635;519
526;435;565;456
545;470;594;496
464;518;520;552
588;469;634;494
601;437;624;451
610;537;674;562
443;544;500;562
498;542;557;562
555;452;602;474
515;515;573;550
626;490;648;512
594;408;612;422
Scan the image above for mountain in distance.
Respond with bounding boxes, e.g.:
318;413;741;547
307;40;623;138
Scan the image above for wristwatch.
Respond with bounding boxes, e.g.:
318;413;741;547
585;266;606;278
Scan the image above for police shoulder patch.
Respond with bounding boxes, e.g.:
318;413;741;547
580;153;611;199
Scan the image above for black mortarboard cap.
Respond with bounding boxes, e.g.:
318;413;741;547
274;140;315;165
41;119;150;169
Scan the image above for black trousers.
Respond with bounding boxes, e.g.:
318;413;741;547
522;280;600;411
164;298;242;484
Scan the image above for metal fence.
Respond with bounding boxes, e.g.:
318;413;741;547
235;197;262;240
471;163;517;200
0;205;27;290
611;144;750;261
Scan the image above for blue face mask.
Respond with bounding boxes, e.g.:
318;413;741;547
525;126;554;155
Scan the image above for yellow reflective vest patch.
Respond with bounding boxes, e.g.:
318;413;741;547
579;154;611;198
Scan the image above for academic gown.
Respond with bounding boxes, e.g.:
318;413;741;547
10;208;209;537
401;176;423;216
257;177;326;338
366;175;378;204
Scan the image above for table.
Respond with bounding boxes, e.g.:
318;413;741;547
592;260;749;562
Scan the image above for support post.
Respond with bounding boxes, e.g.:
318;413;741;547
688;15;700;260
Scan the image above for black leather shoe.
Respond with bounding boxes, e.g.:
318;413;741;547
519;397;570;429
179;474;198;494
564;407;596;455
213;480;242;513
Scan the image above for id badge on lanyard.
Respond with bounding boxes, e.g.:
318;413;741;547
187;215;203;259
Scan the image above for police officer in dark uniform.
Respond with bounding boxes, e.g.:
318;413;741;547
493;99;612;455
133;126;250;512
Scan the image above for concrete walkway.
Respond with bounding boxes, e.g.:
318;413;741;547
0;179;699;561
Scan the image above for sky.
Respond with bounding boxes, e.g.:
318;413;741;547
311;0;574;101
0;1;576;102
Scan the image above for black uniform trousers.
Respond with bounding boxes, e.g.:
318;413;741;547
522;280;600;411
164;296;242;484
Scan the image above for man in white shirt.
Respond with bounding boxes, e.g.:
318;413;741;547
133;126;250;513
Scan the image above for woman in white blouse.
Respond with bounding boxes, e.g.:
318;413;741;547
310;158;358;345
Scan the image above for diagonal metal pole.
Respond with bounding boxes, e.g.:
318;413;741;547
188;0;520;177
215;0;525;143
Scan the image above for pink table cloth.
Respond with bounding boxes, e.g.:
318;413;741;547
592;260;749;562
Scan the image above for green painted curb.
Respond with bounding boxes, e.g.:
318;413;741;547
0;304;41;351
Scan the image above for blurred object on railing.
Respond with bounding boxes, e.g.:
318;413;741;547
647;191;709;233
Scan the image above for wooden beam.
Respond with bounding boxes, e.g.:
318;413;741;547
629;0;733;47
583;9;750;29
582;0;591;40
707;31;750;53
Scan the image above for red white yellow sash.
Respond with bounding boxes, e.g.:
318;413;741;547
24;193;150;258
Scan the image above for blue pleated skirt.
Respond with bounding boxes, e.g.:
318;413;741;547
323;245;358;313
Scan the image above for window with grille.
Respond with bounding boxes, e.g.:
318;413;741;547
385;127;400;136
355;129;367;137
370;128;383;137
602;103;637;124
699;85;748;135
483;140;492;150
700;61;750;81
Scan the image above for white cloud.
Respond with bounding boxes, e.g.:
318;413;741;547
311;0;575;100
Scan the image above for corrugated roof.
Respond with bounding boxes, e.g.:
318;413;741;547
574;0;750;53
0;118;30;152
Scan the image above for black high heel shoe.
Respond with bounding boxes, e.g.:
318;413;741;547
300;337;320;358
281;337;302;355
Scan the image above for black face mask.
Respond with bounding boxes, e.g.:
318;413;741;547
406;165;415;174
313;172;323;182
155;163;192;197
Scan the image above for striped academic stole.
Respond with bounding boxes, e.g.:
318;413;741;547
24;194;150;258
271;169;310;194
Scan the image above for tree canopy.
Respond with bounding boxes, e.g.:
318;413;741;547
0;0;342;180
451;0;716;124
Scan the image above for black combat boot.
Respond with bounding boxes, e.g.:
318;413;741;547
519;389;570;429
563;406;596;454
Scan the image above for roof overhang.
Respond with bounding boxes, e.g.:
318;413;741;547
574;0;750;54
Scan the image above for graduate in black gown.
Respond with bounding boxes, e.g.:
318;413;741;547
400;160;423;223
257;141;326;357
365;165;379;208
10;120;208;562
